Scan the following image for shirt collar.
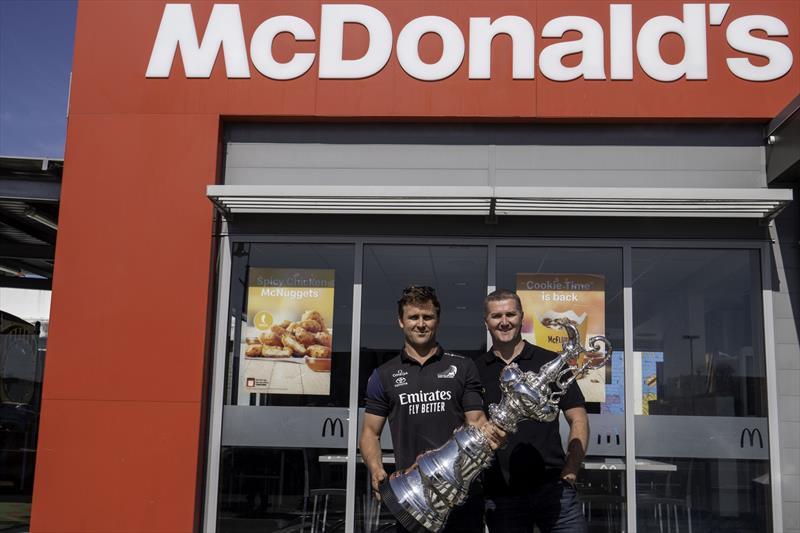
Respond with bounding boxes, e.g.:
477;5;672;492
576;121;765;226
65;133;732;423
484;340;534;365
400;344;444;366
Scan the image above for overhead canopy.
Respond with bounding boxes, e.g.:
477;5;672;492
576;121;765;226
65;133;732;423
0;156;61;290
208;185;791;219
767;94;800;186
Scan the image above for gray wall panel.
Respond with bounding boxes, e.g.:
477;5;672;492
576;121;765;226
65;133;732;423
493;169;763;188
786;447;800;475
224;168;490;187
495;145;763;172
225;143;768;189
778;370;800;396
226;143;490;169
773;292;799;318
775;318;800;345
777;344;800;370
773;198;800;531
780;397;800;422
786;475;800;506
781;422;800;450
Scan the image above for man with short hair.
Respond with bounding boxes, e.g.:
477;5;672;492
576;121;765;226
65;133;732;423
478;288;589;533
359;285;502;533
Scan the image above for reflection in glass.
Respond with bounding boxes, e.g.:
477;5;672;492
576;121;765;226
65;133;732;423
0;314;44;532
496;247;625;413
358;245;488;405
632;248;770;532
496;247;626;533
632;249;766;417
578;467;626;532
635;458;770;532
217;243;356;531
217;446;348;533
356;245;488;532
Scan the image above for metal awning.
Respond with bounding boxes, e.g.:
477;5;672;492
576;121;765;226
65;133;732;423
767;93;800;185
0;156;61;290
208;185;792;219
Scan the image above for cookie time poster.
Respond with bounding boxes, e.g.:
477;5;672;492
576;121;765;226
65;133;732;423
516;273;606;403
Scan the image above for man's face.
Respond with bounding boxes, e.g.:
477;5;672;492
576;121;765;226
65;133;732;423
398;301;439;348
485;298;523;345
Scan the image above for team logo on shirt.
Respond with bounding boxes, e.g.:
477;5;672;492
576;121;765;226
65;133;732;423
394;376;408;387
437;365;458;379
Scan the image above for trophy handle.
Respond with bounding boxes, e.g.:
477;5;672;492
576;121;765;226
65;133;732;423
544;320;613;404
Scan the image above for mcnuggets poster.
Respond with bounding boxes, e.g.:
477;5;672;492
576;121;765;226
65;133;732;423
516;273;606;402
239;268;334;399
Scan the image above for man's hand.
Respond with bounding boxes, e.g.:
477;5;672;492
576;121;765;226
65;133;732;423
371;468;388;500
560;471;578;488
466;410;508;450
481;421;508;450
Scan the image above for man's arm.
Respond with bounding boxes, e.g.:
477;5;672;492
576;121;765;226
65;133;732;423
359;413;388;499
561;405;589;484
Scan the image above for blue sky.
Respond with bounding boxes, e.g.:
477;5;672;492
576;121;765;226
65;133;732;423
0;0;77;159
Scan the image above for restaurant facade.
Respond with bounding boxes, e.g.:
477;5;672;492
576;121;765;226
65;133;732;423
26;1;800;532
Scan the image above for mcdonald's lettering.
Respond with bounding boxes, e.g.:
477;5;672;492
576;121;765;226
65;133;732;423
322;417;344;438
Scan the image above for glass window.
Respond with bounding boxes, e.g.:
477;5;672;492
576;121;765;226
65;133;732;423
497;246;626;531
0;312;44;532
632;248;771;532
358;244;489;401
217;242;355;533
356;244;488;531
226;243;354;407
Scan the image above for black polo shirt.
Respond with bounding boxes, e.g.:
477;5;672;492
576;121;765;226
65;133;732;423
365;346;484;471
477;341;585;495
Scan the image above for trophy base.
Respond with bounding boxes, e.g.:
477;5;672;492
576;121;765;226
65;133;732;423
380;481;434;533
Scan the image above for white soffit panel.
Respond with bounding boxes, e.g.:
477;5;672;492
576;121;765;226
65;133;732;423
207;185;792;219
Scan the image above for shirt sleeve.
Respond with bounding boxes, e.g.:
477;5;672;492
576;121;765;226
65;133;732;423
461;359;485;412
364;368;391;417
559;375;586;411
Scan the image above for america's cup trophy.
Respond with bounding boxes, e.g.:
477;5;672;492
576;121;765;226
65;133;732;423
379;318;612;532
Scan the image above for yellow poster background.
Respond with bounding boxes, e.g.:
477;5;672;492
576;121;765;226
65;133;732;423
516;273;606;403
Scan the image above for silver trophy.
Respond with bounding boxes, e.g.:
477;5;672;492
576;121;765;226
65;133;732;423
379;319;612;533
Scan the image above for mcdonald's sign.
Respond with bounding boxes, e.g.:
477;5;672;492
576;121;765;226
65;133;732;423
740;427;764;449
322;417;344;438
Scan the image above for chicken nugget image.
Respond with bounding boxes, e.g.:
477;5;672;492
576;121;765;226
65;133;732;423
245;344;263;357
307;345;331;358
314;330;332;348
293;327;316;347
262;346;292;358
301;310;326;329
281;333;307;356
296;319;322;333
259;331;284;347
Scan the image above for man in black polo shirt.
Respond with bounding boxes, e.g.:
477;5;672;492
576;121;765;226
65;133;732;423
359;285;500;533
478;288;589;533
